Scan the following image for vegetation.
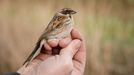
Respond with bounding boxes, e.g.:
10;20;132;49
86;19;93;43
0;0;134;75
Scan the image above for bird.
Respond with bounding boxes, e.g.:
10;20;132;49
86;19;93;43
23;8;76;67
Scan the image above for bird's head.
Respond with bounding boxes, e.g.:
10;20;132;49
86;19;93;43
60;8;76;15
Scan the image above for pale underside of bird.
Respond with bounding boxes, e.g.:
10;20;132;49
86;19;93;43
23;8;76;67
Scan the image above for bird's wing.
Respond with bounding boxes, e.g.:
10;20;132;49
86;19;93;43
45;13;67;33
23;39;46;66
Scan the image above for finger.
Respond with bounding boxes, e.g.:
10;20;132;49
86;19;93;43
73;40;86;66
72;39;86;75
33;49;52;62
71;28;86;73
47;39;59;47
41;46;52;55
17;59;42;74
44;42;52;51
60;39;81;59
35;53;52;61
35;42;53;61
71;28;86;62
28;59;42;67
59;36;72;48
71;28;83;40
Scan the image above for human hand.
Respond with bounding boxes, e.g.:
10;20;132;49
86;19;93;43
17;29;86;75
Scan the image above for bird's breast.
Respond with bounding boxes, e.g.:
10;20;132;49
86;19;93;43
46;18;73;39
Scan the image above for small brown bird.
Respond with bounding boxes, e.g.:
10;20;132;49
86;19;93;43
23;8;76;66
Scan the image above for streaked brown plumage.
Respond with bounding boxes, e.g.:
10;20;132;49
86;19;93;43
23;8;76;66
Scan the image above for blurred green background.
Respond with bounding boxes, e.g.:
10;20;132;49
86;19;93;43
0;0;134;75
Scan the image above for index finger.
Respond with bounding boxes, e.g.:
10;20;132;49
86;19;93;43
71;28;86;67
71;28;83;40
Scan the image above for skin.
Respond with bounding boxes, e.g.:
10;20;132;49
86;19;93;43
17;28;86;75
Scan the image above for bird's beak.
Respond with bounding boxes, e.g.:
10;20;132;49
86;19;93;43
71;11;76;14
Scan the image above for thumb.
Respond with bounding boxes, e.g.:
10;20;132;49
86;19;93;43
60;39;81;59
